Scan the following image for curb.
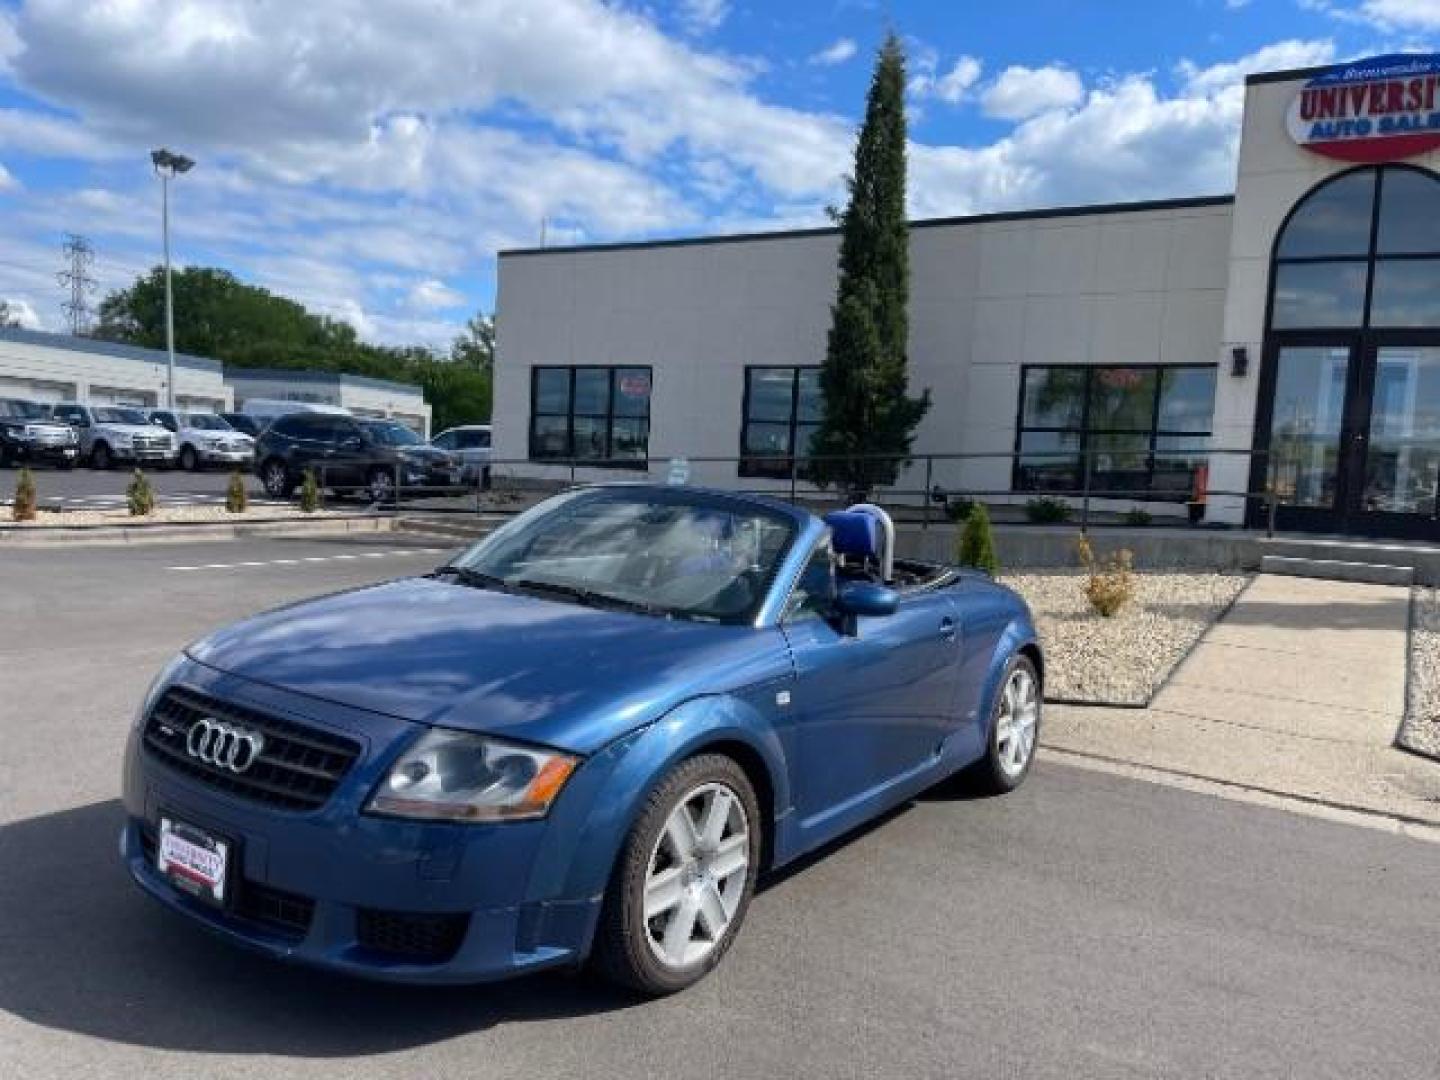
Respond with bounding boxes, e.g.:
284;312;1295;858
0;513;395;547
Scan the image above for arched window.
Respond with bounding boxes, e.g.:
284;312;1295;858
1270;165;1440;331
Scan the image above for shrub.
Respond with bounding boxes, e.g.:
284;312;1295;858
943;494;976;524
1077;533;1136;618
1025;496;1071;524
126;469;155;517
957;504;999;576
12;466;37;522
298;468;320;513
225;470;248;514
1123;507;1153;527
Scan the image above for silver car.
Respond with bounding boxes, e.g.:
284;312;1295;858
147;409;255;471
51;404;175;469
431;424;491;484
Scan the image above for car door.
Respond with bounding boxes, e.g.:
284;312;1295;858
780;543;962;845
321;417;370;490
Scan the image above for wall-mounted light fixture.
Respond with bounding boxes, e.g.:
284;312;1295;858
1230;346;1249;378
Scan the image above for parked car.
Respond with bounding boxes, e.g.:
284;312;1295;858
430;424;491;484
253;413;460;501
120;488;1042;993
219;412;264;438
240;399;352;424
0;397;79;468
146;409;255;472
51;403;175;469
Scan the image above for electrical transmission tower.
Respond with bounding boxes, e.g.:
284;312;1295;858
57;233;97;335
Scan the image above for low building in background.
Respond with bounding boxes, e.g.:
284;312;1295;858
0;327;230;411
223;368;431;436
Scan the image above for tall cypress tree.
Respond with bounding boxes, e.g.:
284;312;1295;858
809;32;930;498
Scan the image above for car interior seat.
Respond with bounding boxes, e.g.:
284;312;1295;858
823;510;882;582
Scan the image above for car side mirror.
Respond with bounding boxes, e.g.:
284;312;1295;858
834;582;899;619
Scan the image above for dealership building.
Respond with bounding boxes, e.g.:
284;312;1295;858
494;53;1440;540
0;329;430;434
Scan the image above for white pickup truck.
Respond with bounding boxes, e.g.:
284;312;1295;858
146;409;255;471
50;404;176;470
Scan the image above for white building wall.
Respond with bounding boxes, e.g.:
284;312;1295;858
495;202;1233;499
0;334;230;410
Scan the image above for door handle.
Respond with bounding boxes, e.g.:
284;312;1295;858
939;616;958;642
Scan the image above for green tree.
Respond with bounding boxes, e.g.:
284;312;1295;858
451;312;495;372
809;33;930;498
957;504;999;577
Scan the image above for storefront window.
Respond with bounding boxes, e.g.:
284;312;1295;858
529;366;652;465
1015;364;1217;501
1271;165;1440;331
740;366;822;478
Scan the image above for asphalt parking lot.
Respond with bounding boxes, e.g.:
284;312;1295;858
3;534;1439;1079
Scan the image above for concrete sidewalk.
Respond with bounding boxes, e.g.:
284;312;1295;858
1045;573;1440;826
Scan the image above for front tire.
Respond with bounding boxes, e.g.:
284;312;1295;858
972;654;1041;795
367;467;396;504
90;442;112;470
179;445;199;471
592;754;761;995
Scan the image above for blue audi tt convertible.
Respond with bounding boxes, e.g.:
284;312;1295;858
121;484;1042;994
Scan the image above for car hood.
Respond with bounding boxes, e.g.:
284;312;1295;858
185;577;770;754
5;419;71;433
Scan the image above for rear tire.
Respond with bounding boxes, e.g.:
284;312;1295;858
592;754;761;996
971;653;1041;795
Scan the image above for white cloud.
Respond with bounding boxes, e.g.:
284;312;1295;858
407;278;465;311
0;163;18;192
1177;38;1336;95
1357;0;1440;29
980;65;1084;121
2;296;41;328
678;0;730;35
810;38;858;66
909;55;983;105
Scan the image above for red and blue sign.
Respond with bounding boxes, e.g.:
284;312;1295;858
1287;55;1440;164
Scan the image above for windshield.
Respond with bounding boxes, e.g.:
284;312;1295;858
361;421;422;446
184;413;233;431
451;488;797;623
1;400;51;420
93;407;150;425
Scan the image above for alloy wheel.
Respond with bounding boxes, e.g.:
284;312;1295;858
263;462;287;497
643;781;750;969
995;665;1039;778
368;469;395;503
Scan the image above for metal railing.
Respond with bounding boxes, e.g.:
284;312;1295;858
303;445;1295;538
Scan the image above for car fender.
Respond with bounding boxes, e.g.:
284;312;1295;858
525;692;790;915
977;616;1042;739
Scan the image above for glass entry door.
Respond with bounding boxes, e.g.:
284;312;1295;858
1357;345;1440;533
1261;337;1440;537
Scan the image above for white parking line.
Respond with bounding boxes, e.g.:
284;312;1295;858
167;548;445;572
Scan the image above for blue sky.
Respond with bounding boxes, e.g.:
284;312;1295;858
0;0;1434;349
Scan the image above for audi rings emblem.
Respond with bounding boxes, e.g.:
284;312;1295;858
185;718;266;774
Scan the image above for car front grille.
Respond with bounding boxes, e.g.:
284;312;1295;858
132;435;170;451
356;908;470;962
142;686;362;812
138;824;315;940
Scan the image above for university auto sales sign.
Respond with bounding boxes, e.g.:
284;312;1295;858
1287;54;1440;163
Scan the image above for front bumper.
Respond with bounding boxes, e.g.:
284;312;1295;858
114;445;176;463
198;448;254;466
120;663;608;984
11;440;78;463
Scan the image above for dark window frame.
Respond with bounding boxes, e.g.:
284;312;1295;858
528;365;652;468
1012;363;1218;502
739;365;822;479
1269;164;1440;332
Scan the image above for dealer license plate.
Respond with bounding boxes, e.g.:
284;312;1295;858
156;816;231;908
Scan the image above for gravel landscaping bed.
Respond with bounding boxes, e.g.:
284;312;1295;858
1003;570;1250;705
2;504;351;527
1401;586;1440;760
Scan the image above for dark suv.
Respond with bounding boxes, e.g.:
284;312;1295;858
254;413;459;501
0;398;79;468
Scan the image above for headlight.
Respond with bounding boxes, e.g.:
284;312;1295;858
367;729;579;823
135;652;189;728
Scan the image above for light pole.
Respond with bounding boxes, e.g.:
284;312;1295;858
151;148;195;408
